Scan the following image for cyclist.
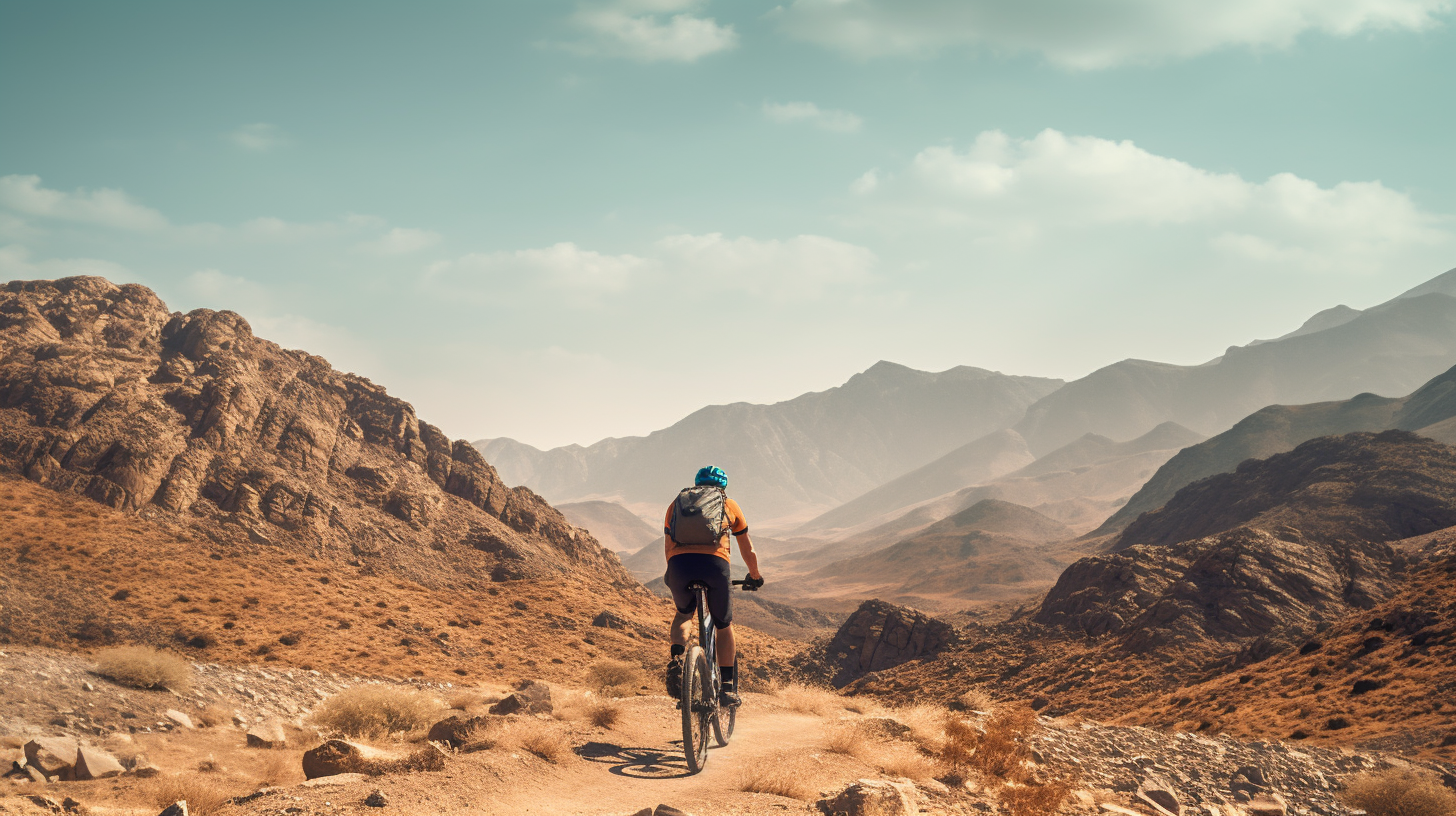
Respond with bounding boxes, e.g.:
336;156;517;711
663;465;764;706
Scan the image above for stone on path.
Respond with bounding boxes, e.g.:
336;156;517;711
653;807;692;816
1136;775;1181;816
164;710;195;729
246;720;287;748
819;779;918;816
1246;793;1288;816
426;714;495;748
364;790;388;808
74;745;125;779
157;803;189;816
303;740;390;779
23;737;77;779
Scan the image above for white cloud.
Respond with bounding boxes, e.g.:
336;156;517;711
860;128;1452;275
655;233;876;299
431;242;650;295
568;0;738;62
0;244;135;281
774;0;1453;68
763;101;864;133
0;174;169;230
360;227;442;255
229;123;286;152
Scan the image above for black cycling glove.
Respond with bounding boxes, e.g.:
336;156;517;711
743;575;765;591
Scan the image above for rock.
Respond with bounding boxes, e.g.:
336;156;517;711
302;740;394;779
1246;793;1288;816
245;720;286;748
157;803;189;816
62;798;81;811
489;680;552;715
26;765;49;783
24;738;77;780
653;807;691;816
592;610;630;629
164;710;195;729
918;779;951;795
364;790;387;808
299;772;367;788
859;717;913;740
82;681;95;692
74;745;125;779
426;714;494;748
816;601;957;688
1136;775;1181;816
819;779;919;816
1099;806;1143;816
131;763;162;778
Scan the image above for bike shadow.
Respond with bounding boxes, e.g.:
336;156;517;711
576;740;701;779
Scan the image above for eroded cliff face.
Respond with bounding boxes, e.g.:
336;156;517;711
0;277;633;587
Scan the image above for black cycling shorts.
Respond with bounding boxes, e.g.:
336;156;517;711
665;553;732;629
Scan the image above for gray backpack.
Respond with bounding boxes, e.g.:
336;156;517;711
669;486;728;545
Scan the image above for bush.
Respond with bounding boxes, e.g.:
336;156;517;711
145;774;249;815
1342;768;1456;816
310;685;443;739
955;687;996;713
586;659;643;697
736;750;827;800
586;699;621;729
970;706;1037;780
195;704;234;728
772;683;845;716
822;722;871;759
95;646;193;692
515;723;573;762
1000;779;1074;816
877;743;938;781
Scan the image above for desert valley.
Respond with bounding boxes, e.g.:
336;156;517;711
0;272;1453;816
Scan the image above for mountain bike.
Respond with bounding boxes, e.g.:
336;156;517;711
680;577;753;773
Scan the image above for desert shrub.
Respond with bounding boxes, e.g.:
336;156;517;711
257;750;303;787
309;685;443;739
1342;768;1456;816
512;722;573;762
970;706;1037;780
446;688;491;712
773;683;845;716
195;704;234;728
892;703;950;750
586;699;621;729
955;687;996;713
1000;779;1074;816
145;774;249;815
940;712;980;771
95;646;193;692
877;743;938;781
586;658;643;697
736;750;827;800
822;722;871;758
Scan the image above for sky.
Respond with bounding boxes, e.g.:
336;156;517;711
3;0;1455;449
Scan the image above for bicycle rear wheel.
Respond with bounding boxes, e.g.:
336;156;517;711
680;645;711;773
711;655;738;746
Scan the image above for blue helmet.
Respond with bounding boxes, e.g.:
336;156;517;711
694;465;728;488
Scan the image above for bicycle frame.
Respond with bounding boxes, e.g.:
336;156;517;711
693;584;720;705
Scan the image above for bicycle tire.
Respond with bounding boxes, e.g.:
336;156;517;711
711;655;738;746
680;645;711;773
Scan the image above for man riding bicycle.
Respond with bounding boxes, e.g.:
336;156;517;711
664;465;764;707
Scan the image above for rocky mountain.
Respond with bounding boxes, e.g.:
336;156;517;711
0;276;632;590
478;362;1064;527
1036;431;1456;649
1095;363;1456;536
554;500;659;553
1013;269;1456;456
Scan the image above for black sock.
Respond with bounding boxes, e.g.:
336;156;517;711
670;644;684;657
720;665;735;685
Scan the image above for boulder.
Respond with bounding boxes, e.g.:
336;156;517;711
246;720;287;748
364;790;388;808
24;737;77;780
654;807;692;816
489;679;552;715
164;709;195;729
1136;775;1181;816
819;779;919;816
818;601;957;688
74;745;125;779
427;714;495;748
303;740;391;779
1246;793;1288;816
158;803;189;816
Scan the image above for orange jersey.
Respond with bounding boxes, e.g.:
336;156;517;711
664;496;748;562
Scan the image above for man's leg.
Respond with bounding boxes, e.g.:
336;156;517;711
670;611;692;646
665;610;691;697
715;622;735;668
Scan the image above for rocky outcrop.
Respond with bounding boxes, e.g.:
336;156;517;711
0;277;633;589
800;600;957;688
488;679;552;715
818;779;918;816
1038;432;1453;650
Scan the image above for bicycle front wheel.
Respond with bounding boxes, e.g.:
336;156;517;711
680;646;711;773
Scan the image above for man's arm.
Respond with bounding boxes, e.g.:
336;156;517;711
735;531;762;580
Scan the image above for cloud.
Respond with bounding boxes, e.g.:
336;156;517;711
0;244;136;281
774;0;1454;68
763;101;864;133
567;0;738;62
0;174;169;230
359;227;442;255
430;242;650;297
228;123;286;152
655;233;876;299
859;128;1452;275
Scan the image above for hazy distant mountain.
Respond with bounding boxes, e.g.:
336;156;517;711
1013;268;1456;456
556;500;660;553
796;421;1205;543
477;362;1063;526
1095;361;1456;536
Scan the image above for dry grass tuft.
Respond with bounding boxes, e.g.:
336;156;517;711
195;703;234;728
969;706;1037;781
939;712;980;771
737;750;829;800
94;645;193;692
892;703;949;750
310;685;443;739
585;699;622;729
999;779;1074;816
145;774;249;815
822;721;871;759
586;658;643;697
877;743;938;781
1342;768;1456;816
257;750;303;787
955;687;996;713
773;683;846;716
446;688;494;713
513;721;574;762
